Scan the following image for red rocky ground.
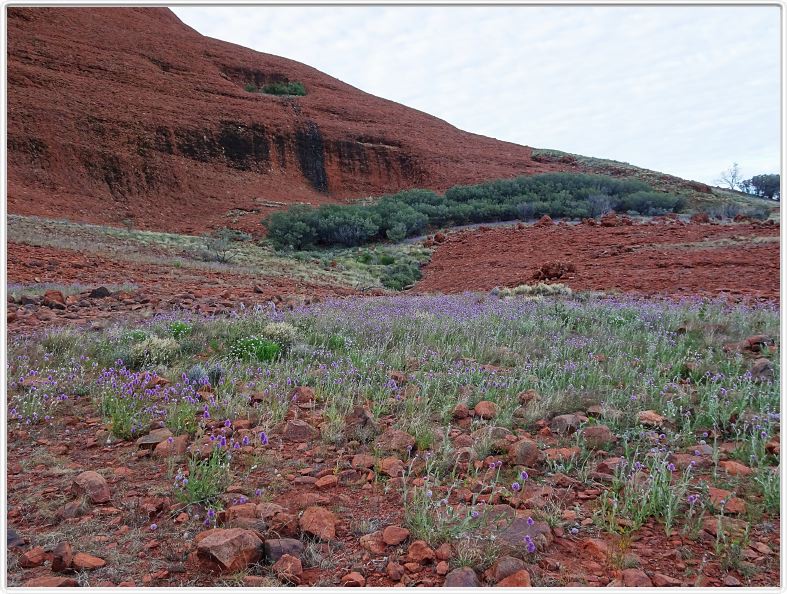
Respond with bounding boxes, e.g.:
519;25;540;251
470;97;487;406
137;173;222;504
6;226;781;586
6;242;367;334
416;217;780;301
7;389;780;587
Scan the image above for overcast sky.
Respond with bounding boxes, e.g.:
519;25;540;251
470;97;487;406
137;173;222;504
172;5;781;185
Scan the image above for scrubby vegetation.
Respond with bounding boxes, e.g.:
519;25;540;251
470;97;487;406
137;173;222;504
195;228;252;264
6;292;780;586
244;81;307;96
493;283;574;299
743;173;780;201
265;173;687;249
702;203;772;221
7;215;432;293
355;247;425;290
261;81;307;96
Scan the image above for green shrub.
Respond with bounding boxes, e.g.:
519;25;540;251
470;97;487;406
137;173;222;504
264;173;687;250
229;336;282;362
327;334;347;351
125;329;148;342
380;260;422;290
353;248;424;290
266;208;319;250
101;395;148;439
187;363;208;385
704;203;770;221
167;400;200;436
170;321;193;339
244;83;258;92
261;81;306;96
39;329;82;358
261;322;298;350
207;362;225;387
129;336;180;368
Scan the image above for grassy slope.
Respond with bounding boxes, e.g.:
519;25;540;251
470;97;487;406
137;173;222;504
532;148;780;215
7;214;432;292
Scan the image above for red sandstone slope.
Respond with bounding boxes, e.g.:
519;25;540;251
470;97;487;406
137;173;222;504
8;7;563;234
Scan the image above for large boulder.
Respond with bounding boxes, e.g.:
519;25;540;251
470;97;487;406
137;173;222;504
195;528;263;573
473;401;498;420
550;413;582;434
71;471;111;504
497;570;532;587
73;552;107;570
299;506;337;541
51;541;73;572
382;525;410;546
263;538;304;563
581;425;615;449
484;555;526;583
375;428;415;453
136;428;173;450
271;553;303;584
443;567;480;587
751;357;774;382
495;517;552;556
283;419;318;441
508;438;541;466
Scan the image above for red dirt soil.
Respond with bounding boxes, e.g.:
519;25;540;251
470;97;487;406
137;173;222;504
7;7;568;235
6;242;365;333
416;220;780;301
8;397;778;587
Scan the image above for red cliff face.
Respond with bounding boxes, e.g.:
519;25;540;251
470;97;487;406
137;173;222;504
7;7;564;234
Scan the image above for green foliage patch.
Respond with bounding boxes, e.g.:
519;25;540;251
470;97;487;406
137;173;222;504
229;336;282;362
265;173;687;249
261;81;307;96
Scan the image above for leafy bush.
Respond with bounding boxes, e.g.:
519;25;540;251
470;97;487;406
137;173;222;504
94;368;172;439
261;322;298;350
265;173;687;249
354;248;424;290
617;191;686;215
265;207;319;250
229;337;282;362
380;260;422;290
128;336;180;368
187;363;209;385
207;362;225;387
170;321;193;339
125;329;148;342
244;83;258;92
742;206;771;220
261;81;307;96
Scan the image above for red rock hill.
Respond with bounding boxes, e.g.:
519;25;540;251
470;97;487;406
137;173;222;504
8;7;563;234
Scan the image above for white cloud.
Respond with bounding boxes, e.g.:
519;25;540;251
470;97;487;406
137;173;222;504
171;5;780;184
